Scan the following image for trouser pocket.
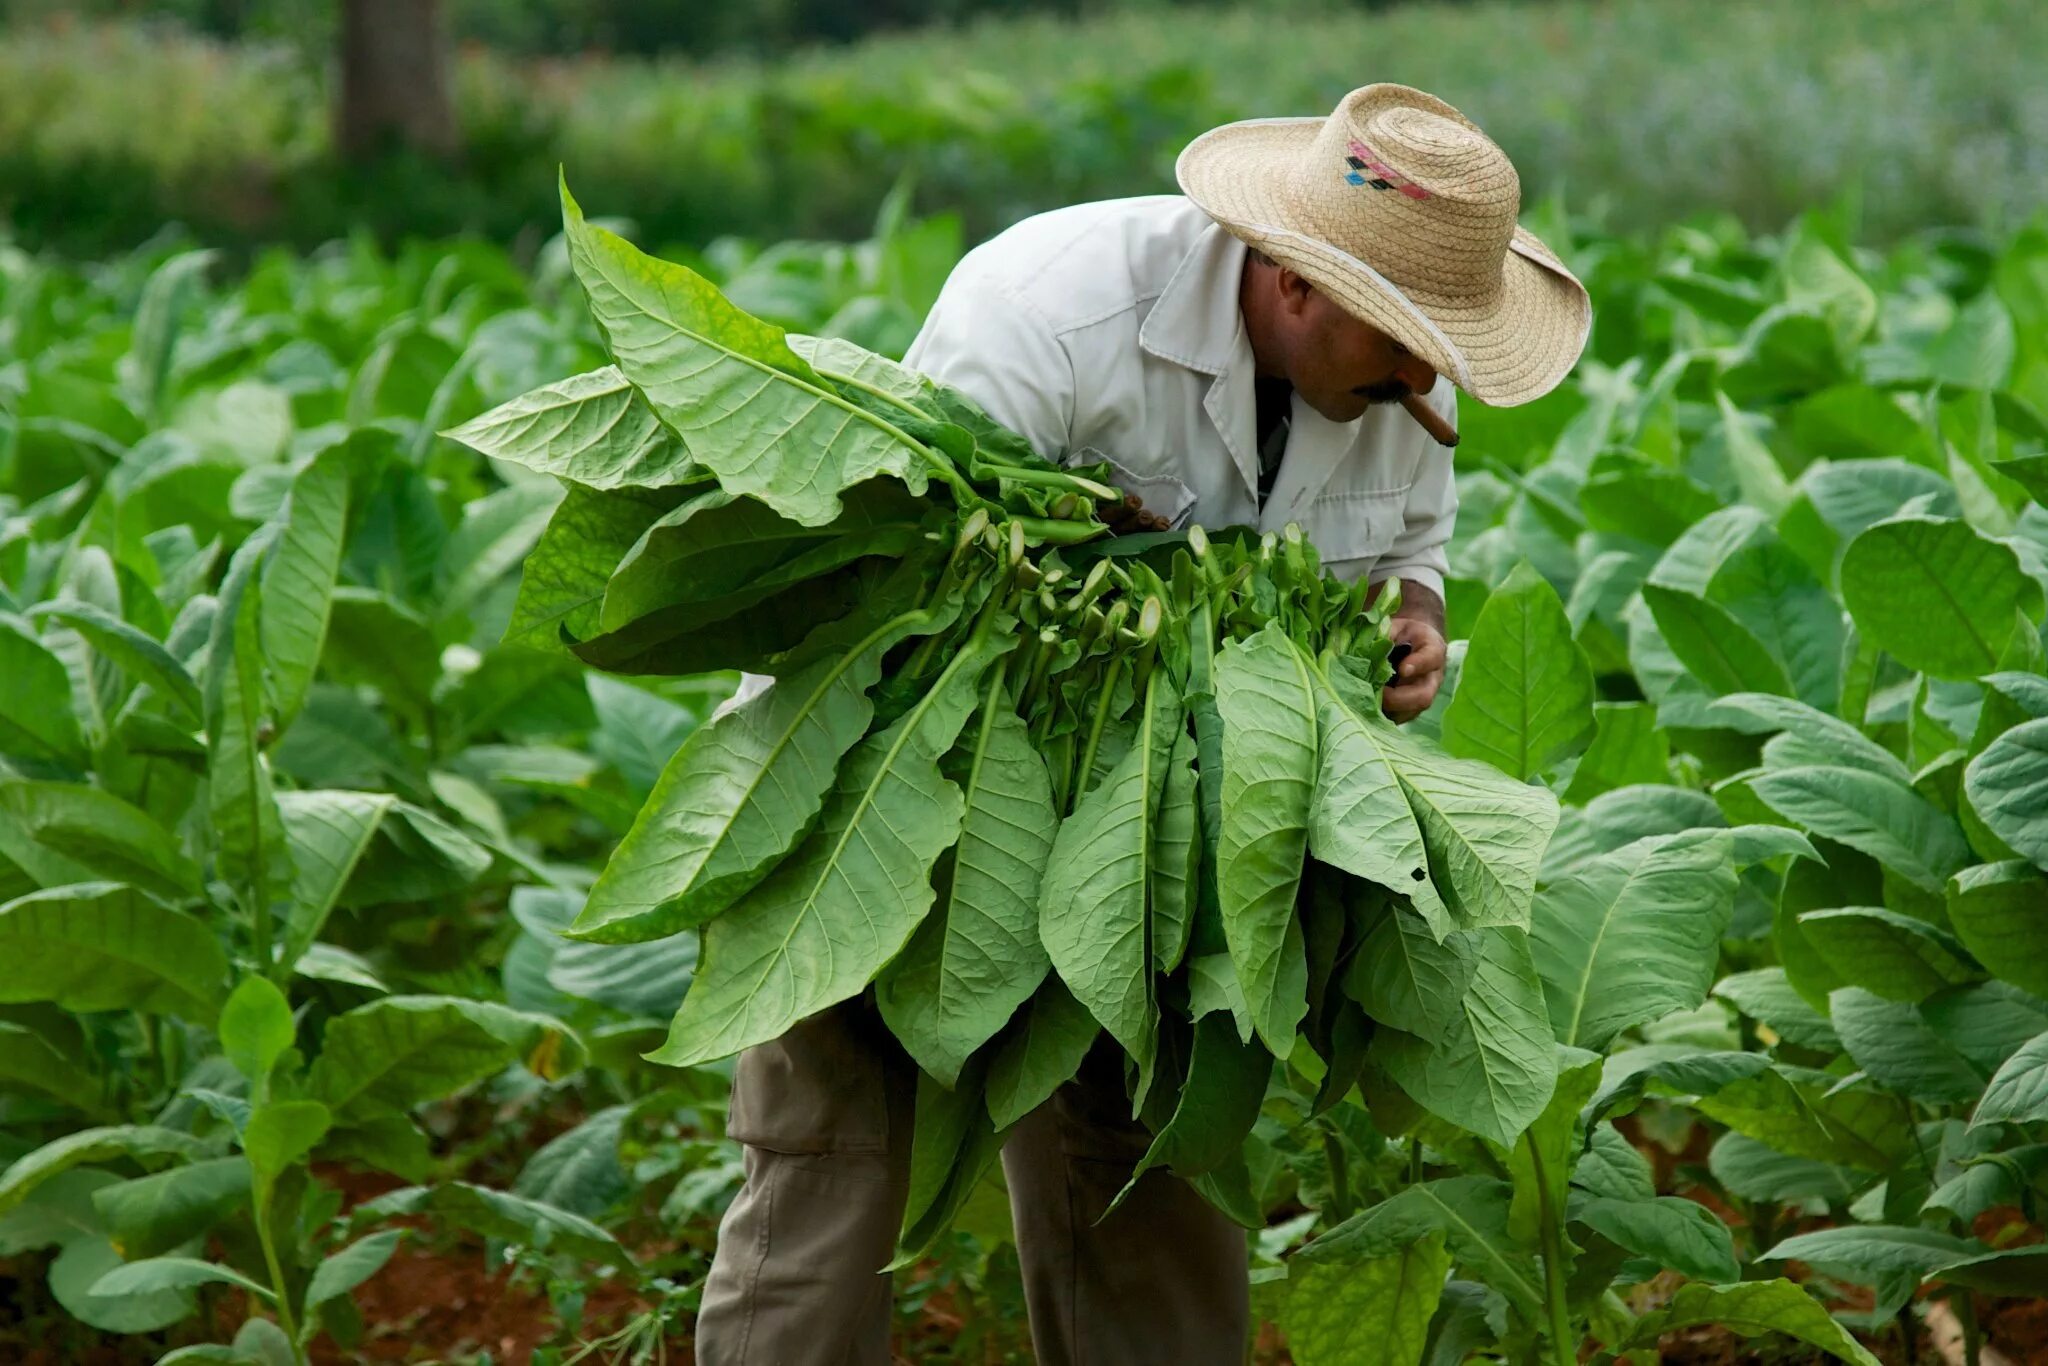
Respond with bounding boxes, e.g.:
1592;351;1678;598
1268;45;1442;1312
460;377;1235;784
725;999;896;1156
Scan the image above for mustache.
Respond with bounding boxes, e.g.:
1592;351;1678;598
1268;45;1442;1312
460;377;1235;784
1352;378;1413;403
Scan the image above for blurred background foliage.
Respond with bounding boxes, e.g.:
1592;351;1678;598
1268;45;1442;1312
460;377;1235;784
0;0;2043;257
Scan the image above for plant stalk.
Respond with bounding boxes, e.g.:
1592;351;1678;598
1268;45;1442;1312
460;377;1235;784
253;1191;306;1363
1527;1141;1577;1366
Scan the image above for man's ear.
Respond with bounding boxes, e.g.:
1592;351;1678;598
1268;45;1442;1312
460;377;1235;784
1275;266;1318;317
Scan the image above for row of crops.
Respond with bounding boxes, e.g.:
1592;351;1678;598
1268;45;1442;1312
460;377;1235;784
0;186;2045;1364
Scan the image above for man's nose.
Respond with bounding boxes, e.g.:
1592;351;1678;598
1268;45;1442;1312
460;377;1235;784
1397;357;1439;395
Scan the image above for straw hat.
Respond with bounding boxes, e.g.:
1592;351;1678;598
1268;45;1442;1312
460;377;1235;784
1177;84;1590;406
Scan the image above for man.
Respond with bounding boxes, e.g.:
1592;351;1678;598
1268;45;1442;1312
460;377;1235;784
694;83;1589;1365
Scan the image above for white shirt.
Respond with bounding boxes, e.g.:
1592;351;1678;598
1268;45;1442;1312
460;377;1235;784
904;195;1457;594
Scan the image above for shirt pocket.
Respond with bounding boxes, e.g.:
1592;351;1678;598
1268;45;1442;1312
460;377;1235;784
1074;446;1197;529
1305;485;1411;575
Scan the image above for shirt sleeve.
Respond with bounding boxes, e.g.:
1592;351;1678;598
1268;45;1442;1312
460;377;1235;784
1366;382;1459;599
902;270;1076;462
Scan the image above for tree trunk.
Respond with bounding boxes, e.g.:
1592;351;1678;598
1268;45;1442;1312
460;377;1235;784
336;0;458;162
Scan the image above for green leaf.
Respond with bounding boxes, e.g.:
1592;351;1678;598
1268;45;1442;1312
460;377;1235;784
0;883;226;1022
1971;1030;2048;1129
51;1236;196;1333
0;781;202;899
1280;1233;1448;1366
1798;908;1978;1001
121;248;216;421
1296;1175;1540;1319
1763;1225;1996;1315
1041;670;1179;1089
32;601;203;726
91;1158;251;1261
444;366;700;488
1373;930;1557;1146
1614;1279;1880;1366
1118;1010;1271;1200
218;977;293;1088
1216;626;1315;1052
1711;968;1842;1051
1561;702;1670;802
506;483;680;650
0;616;86;766
1346;904;1478;1045
894;1063;1007;1269
258;446;349;727
1692;1066;1912;1173
651;630;1009;1067
1442;561;1596;781
515;1106;629;1218
576;608;939;943
1947;861;2048;997
1310;652;1557;938
1575;1195;1739;1282
305;1228;403;1311
350;1181;629;1269
1839;515;2043;680
276;790;393;971
243;1101;330;1187
0;1021;111;1117
1706;692;1913;785
1708;1132;1865;1204
1150;725;1200;974
309;996;582;1116
1529;829;1739;1051
434;479;563;626
1641;584;1794;696
205;529;292;905
0;1126;211;1218
1709;539;1845;710
1828;986;1983;1102
880;683;1056;1087
561;178;933;527
984;976;1097;1131
1965;719;2048;872
1749;766;1972;893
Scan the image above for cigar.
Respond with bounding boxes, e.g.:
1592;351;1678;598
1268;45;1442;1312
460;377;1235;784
1399;392;1459;447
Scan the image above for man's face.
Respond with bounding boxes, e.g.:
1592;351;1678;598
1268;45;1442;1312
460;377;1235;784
1275;274;1441;422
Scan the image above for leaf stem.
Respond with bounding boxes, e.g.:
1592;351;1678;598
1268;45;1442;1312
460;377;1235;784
1071;652;1129;814
253;1191;307;1363
1527;1139;1577;1366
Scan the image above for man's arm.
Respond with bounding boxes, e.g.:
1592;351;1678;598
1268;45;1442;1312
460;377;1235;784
1381;578;1447;724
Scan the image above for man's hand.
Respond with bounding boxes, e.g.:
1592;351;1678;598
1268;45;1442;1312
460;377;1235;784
1381;579;1448;723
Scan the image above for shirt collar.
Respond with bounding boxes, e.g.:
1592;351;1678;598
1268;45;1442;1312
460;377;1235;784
1138;221;1248;377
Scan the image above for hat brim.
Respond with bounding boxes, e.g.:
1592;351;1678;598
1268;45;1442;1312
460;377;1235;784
1176;116;1591;407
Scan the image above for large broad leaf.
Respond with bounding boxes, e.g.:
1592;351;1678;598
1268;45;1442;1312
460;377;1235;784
258;446;349;727
351;1181;630;1269
1828;988;1985;1103
1707;1132;1865;1204
1964;718;2048;872
0;1021;111;1117
1614;1279;1881;1366
1215;626;1316;1052
1310;651;1556;938
1529;829;1739;1051
1706;693;1912;785
514;1106;629;1218
1839;515;2044;680
50;1236;196;1334
1372;930;1557;1146
276;790;393;970
1115;1011;1271;1202
1749;765;1972;892
1574;1195;1739;1282
1345;903;1479;1045
1797;907;1978;1002
1441;560;1596;781
31;601;203;727
893;1062;1007;1268
1763;1225;2012;1317
1691;1065;1914;1173
505;483;683;650
1039;671;1179;1091
0;616;87;766
879;683;1056;1087
308;996;583;1117
650;631;1010;1067
0;1126;211;1217
205;529;292;906
304;1229;403;1312
0;883;226;1022
984;977;1097;1131
1712;968;1842;1051
91;1157;251;1260
560;179;933;527
443;366;700;488
1708;539;1845;710
1947;861;2048;996
0;781;202;899
1971;1030;2048;1130
574;607;939;943
1280;1233;1448;1366
1295;1175;1541;1320
598;480;934;632
1641;584;1794;697
434;480;564;626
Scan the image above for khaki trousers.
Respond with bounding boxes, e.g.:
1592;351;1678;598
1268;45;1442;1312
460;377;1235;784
694;1000;1250;1365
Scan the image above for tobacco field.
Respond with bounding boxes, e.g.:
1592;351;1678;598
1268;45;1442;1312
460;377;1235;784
2;177;2047;1366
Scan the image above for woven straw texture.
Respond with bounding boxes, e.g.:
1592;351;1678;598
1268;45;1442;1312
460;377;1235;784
1177;84;1591;406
